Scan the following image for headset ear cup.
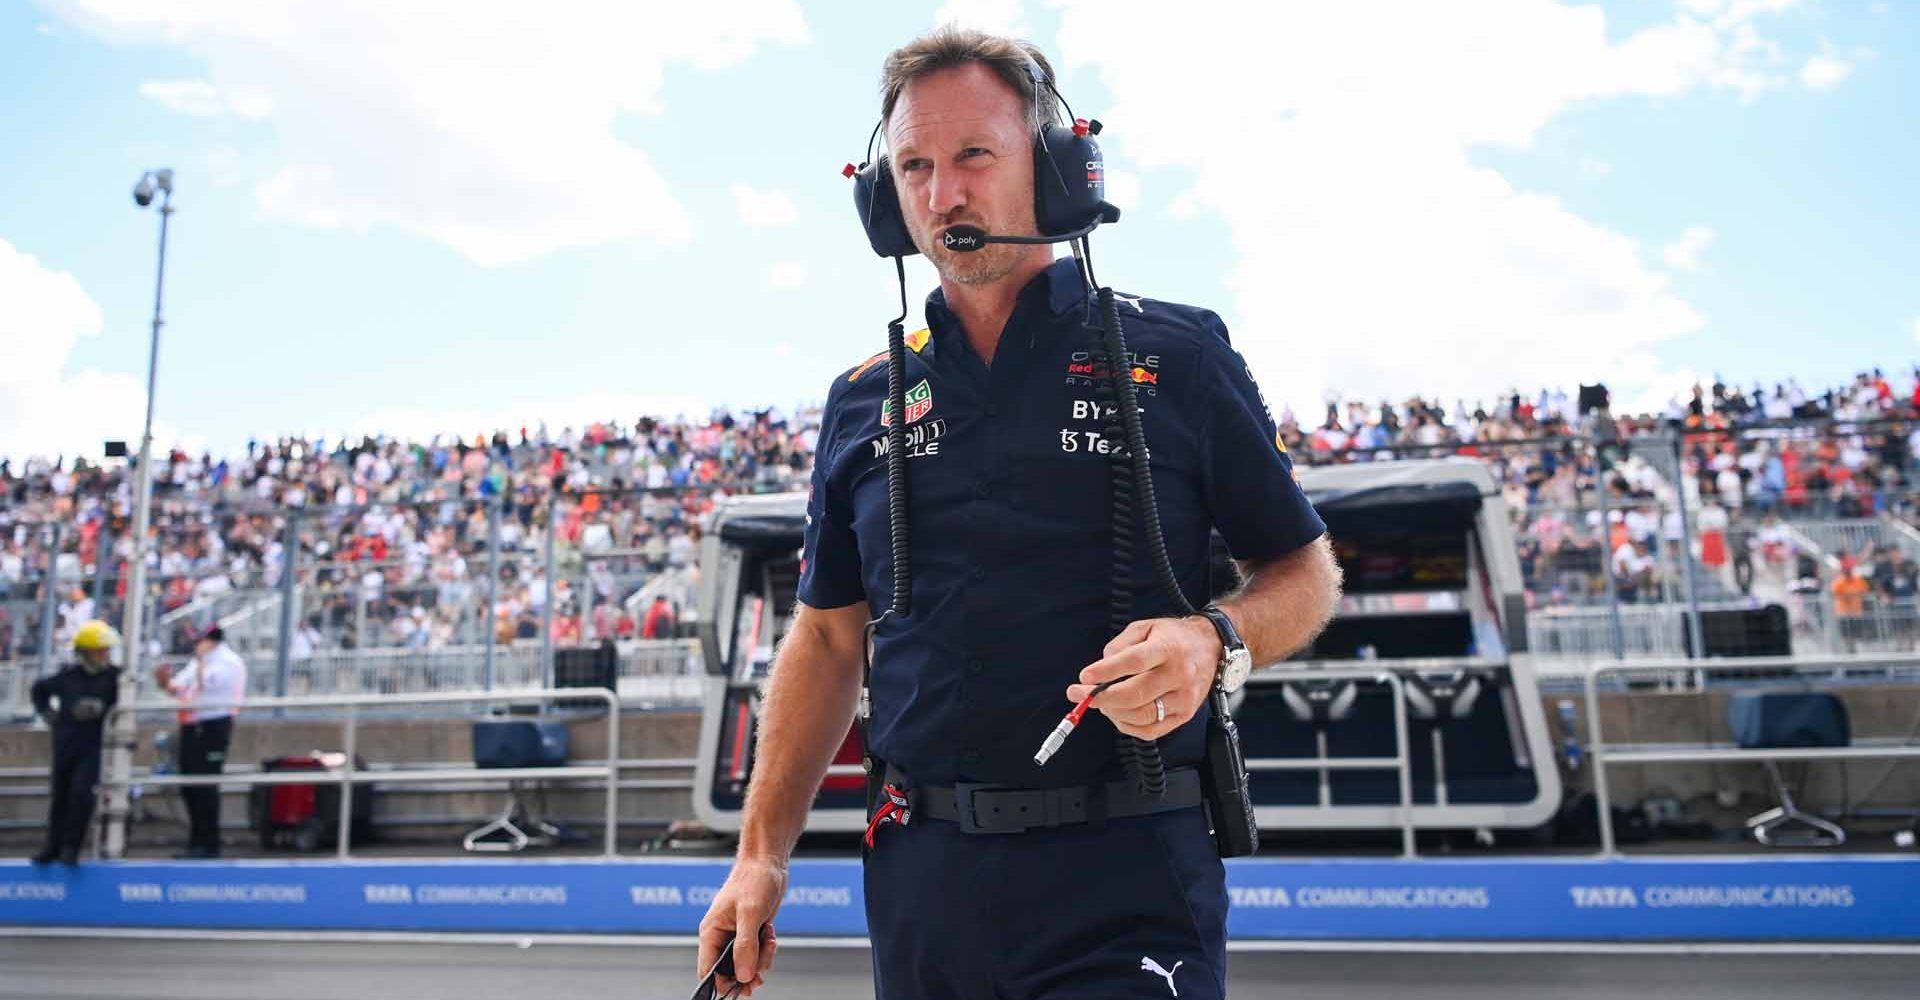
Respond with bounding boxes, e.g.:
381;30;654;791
853;157;919;258
1033;123;1120;237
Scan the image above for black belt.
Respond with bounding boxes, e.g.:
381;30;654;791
885;765;1202;835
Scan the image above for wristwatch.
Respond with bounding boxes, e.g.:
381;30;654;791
1198;605;1252;694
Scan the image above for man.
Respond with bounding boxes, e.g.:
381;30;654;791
158;624;247;859
1872;545;1919;602
1611;538;1656;604
697;28;1341;999
641;594;676;639
1831;556;1870;618
29;620;121;865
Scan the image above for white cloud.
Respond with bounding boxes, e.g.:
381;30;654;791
1102;169;1141;213
765;260;808;290
0;238;183;462
53;1;811;267
1052;1;1804;415
1800;50;1853;91
1662;226;1715;272
730;184;799;228
138;78;271;119
933;0;1031;37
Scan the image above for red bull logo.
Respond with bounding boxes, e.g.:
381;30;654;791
1130;366;1158;386
847;352;886;383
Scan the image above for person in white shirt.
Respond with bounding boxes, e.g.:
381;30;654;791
157;625;248;859
1612;540;1657;603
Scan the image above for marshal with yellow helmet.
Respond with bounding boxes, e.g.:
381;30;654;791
29;619;122;866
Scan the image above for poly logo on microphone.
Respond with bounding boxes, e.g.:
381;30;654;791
941;230;981;251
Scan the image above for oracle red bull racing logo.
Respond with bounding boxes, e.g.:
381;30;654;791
1065;351;1162;397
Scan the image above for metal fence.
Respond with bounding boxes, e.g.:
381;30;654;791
96;688;623;859
1583;653;1920;855
0;486;727;699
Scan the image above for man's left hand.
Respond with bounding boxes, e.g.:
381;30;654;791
1066;616;1222;740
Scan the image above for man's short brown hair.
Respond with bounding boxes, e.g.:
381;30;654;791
879;25;1061;141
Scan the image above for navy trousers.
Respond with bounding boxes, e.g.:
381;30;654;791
43;742;101;854
864;801;1228;999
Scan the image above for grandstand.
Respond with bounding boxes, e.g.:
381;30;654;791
3;369;1912;681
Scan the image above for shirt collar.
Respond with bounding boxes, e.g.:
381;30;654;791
924;256;1090;351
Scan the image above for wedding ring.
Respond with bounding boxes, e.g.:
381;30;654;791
1154;697;1167;723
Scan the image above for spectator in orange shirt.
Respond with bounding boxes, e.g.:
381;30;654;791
1832;557;1871;617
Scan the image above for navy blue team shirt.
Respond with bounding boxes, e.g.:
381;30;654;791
799;256;1325;790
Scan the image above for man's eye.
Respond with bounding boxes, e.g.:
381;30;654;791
961;148;992;160
901;159;930;172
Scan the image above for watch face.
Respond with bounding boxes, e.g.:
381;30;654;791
1221;648;1253;693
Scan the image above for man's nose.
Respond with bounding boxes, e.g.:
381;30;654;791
924;165;966;220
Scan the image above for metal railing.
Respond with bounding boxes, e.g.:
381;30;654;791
1583;653;1920;855
1527;604;1701;667
1789;518;1895;565
1780;594;1920;656
266;638;699;705
95;687;621;859
0;664;29;720
1245;667;1417;857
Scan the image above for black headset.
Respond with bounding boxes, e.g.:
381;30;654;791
844;57;1120;259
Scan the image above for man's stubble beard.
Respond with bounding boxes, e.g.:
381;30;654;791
917;206;1040;287
931;242;1023;286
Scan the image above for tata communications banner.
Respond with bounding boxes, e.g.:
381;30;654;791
3;857;1917;941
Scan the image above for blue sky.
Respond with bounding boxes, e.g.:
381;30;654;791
1;0;1914;462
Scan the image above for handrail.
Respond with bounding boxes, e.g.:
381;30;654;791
1245;667;1416;857
1583;657;1920;855
96;687;621;860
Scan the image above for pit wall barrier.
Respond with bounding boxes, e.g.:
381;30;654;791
4;855;1917;941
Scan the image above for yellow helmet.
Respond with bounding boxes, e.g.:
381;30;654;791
72;620;121;652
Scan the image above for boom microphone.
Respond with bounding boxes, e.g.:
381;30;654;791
940;216;1107;253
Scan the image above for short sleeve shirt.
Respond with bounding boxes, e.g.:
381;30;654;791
799;257;1325;788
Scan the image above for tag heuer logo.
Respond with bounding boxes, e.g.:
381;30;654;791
880;379;933;427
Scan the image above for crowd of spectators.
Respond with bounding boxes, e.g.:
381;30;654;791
1;409;817;661
1280;368;1918;614
3;367;1915;661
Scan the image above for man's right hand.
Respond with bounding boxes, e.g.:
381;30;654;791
696;855;788;997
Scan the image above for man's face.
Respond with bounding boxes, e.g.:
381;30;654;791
887;63;1038;286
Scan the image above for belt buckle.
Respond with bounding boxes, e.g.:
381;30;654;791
953;782;1025;835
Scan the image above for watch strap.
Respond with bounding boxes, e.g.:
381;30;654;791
1199;605;1246;654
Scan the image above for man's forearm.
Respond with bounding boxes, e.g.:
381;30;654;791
736;613;865;865
1219;534;1343;666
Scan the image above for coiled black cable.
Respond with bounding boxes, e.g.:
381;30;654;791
862;257;912;802
881;274;914;620
1086;279;1195;799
